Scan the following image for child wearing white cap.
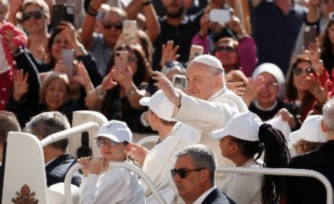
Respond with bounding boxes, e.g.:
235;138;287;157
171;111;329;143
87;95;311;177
78;120;145;204
290;115;326;155
212;112;289;204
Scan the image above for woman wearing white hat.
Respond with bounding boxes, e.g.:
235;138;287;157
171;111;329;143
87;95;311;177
212;112;289;204
78;120;145;204
244;63;301;130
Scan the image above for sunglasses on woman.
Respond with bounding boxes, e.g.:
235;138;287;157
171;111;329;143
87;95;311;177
170;168;205;179
102;22;123;30
292;67;314;76
22;11;43;21
215;46;236;53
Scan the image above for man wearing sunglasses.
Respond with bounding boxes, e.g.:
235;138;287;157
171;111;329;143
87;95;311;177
172;144;235;204
81;1;127;77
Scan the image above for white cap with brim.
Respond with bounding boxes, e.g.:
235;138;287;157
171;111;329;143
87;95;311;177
190;54;224;70
212;112;263;141
94;120;132;143
289;115;327;143
139;90;176;122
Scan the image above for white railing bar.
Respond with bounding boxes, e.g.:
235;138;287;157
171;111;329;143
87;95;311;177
64;162;168;204
136;136;159;146
41;122;100;147
216;167;333;204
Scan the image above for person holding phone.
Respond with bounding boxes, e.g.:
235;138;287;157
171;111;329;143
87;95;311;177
191;9;257;77
85;44;152;133
8;0;51;63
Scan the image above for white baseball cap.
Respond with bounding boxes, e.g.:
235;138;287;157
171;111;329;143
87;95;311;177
289;115;327;143
212;112;263;141
94;120;132;143
190;54;224;70
139;90;176;122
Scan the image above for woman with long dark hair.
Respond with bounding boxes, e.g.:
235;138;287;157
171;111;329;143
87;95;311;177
85;44;152;132
320;16;334;76
286;55;332;121
212;112;289;204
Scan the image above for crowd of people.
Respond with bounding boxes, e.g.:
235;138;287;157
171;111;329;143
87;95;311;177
0;0;334;203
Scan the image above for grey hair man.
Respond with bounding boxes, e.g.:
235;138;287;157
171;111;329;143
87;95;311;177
286;99;334;204
0;111;20;162
153;54;248;184
172;144;235;204
26;111;81;187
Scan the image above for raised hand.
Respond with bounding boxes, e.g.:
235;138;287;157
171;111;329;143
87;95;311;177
243;76;266;106
100;69;117;93
112;65;134;89
127;143;149;167
309;74;329;103
3;30;17;52
152;71;181;107
160;41;180;68
57;21;78;49
13;69;29;102
276;108;297;129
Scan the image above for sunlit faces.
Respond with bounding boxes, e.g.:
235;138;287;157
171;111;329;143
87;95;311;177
219;136;235;159
44;78;68;111
161;0;185;18
255;72;279;108
293;61;312;92
22;4;47;33
173;155;205;201
185;62;223;100
97;137;128;162
51;31;71;62
102;11;124;46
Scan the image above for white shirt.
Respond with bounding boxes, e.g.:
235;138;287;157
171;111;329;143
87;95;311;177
79;161;145;204
144;122;200;204
193;186;217;204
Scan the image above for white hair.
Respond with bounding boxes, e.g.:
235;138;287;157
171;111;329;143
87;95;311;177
322;99;334;133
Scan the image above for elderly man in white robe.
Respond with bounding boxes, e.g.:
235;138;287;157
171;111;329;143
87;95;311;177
153;54;248;185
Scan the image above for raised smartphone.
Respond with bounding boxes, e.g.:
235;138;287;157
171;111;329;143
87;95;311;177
114;50;129;71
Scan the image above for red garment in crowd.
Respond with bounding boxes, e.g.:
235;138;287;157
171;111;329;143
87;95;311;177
0;21;27;110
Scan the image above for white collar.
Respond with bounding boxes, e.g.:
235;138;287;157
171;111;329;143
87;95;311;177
193;186;217;204
207;88;226;102
253;100;278;111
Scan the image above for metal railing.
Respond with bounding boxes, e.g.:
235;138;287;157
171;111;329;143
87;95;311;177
216;167;333;204
64;162;167;204
41;122;100;147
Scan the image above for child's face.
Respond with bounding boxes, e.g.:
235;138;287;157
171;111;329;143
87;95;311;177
0;4;7;23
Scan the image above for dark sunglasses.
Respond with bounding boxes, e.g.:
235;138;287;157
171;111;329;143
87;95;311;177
102;22;123;30
171;168;205;179
22;11;43;21
215;46;235;53
292;67;314;76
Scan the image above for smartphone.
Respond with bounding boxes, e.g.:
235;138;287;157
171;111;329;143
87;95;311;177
114;51;128;71
173;75;187;91
188;45;204;62
52;5;75;31
123;20;137;44
61;49;75;76
304;25;318;49
209;9;231;23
